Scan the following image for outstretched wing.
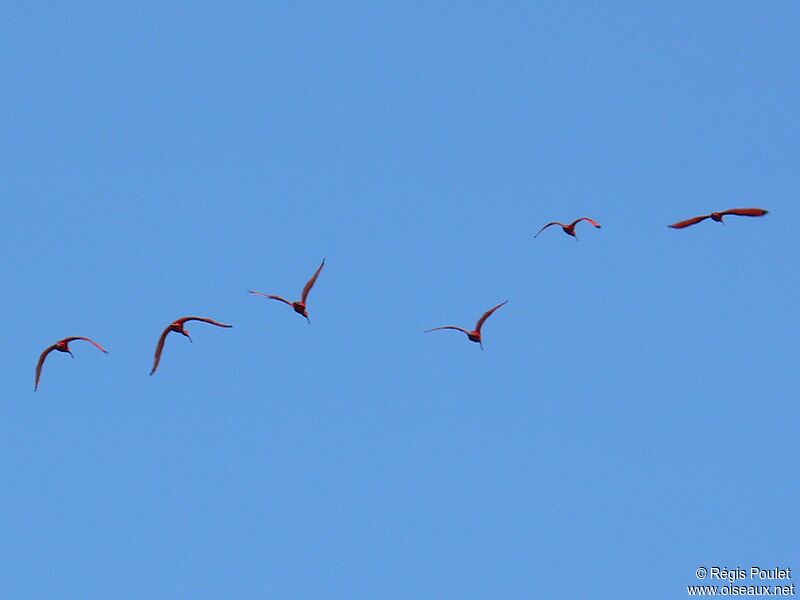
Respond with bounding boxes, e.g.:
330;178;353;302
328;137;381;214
150;326;172;375
668;214;711;229
63;336;109;353
35;344;57;391
571;217;602;229
301;258;326;303
177;316;233;328
249;291;292;306
719;208;769;218
534;222;563;238
475;300;508;332
424;325;471;336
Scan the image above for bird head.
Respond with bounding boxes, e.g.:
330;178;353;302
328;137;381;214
181;329;193;343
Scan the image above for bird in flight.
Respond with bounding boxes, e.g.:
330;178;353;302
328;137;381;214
424;300;508;349
249;258;326;323
668;208;769;229
150;316;232;375
35;336;108;391
535;217;602;240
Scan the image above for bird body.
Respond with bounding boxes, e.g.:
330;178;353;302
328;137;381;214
425;301;508;349
668;208;768;229
35;336;108;391
291;300;308;317
250;258;326;323
535;217;601;239
150;316;232;375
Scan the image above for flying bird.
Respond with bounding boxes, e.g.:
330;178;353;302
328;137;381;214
150;316;232;375
535;217;602;239
668;208;769;229
249;258;326;323
35;336;108;391
424;300;508;349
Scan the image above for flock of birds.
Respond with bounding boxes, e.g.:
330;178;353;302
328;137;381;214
34;207;769;391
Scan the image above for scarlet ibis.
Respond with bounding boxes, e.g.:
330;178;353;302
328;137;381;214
424;300;508;349
150;316;232;375
535;217;602;239
668;208;769;229
249;258;326;323
35;336;108;391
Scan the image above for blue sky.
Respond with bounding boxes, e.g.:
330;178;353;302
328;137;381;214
1;2;798;598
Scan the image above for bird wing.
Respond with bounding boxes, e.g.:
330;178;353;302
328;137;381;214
62;336;109;353
571;217;602;229
177;316;233;328
301;258;326;303
150;326;172;375
424;325;471;336
668;214;711;229
249;291;292;306
35;344;58;391
719;208;769;218
475;300;508;332
534;222;563;237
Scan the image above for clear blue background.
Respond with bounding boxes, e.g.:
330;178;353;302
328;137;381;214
2;2;798;598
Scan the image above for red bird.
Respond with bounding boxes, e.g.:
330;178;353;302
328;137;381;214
150;316;232;375
535;217;602;239
668;208;768;229
249;258;326;323
424;300;508;350
35;336;108;391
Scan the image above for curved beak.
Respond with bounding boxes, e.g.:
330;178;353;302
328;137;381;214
68;350;75;359
184;332;193;343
